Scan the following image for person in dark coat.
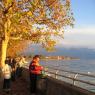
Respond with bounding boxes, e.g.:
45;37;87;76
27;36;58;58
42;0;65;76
10;58;16;81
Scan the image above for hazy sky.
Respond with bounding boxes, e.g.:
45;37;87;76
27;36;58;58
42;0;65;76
59;0;95;49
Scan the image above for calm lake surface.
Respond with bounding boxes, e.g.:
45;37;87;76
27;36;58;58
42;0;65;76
40;59;95;92
40;59;95;74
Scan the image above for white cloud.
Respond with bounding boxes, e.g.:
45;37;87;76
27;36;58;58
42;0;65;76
58;26;95;49
65;26;95;35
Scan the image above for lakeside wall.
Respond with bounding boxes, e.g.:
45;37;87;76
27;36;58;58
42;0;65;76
22;68;95;95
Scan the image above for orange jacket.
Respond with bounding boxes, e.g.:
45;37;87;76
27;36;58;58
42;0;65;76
29;61;43;74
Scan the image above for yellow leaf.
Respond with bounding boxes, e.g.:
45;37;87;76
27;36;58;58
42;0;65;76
6;0;12;7
7;0;12;4
27;11;32;16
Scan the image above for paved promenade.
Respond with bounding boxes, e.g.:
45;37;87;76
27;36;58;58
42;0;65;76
0;77;30;95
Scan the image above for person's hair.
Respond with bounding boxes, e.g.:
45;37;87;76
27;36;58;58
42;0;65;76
33;55;40;60
5;60;8;64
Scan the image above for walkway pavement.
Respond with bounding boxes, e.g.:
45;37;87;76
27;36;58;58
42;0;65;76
0;77;30;95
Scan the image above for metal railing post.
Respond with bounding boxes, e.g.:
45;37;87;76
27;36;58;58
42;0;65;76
55;70;59;79
73;74;78;85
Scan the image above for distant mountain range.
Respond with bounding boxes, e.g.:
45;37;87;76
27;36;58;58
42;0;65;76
22;44;95;59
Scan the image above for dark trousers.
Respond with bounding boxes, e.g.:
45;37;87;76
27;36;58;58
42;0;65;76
3;79;11;90
16;67;22;78
11;71;16;81
30;73;40;94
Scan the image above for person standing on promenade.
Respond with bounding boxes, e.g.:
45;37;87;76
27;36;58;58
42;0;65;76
2;59;12;93
11;58;17;81
29;55;43;95
5;57;16;81
17;56;28;77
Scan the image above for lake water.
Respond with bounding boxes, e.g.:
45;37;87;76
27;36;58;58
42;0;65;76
40;59;95;73
40;59;95;92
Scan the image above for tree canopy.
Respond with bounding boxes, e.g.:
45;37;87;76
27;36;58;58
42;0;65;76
0;0;74;56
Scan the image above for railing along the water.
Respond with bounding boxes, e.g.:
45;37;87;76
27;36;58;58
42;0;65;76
43;65;95;92
23;64;95;93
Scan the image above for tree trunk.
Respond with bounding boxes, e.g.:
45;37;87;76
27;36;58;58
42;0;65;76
1;38;9;67
1;18;10;67
0;38;9;80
